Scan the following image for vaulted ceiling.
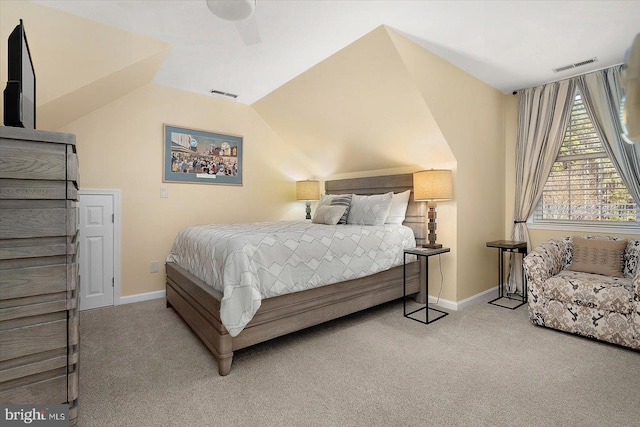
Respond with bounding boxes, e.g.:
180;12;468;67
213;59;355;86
29;0;640;105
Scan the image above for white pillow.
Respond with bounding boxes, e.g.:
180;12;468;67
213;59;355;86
347;192;393;226
312;205;347;225
385;190;411;225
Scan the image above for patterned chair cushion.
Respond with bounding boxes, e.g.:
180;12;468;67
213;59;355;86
544;301;636;347
543;270;634;314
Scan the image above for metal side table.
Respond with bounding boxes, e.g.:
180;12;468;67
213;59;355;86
403;247;450;324
486;240;528;309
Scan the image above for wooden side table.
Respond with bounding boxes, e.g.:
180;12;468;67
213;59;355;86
403;247;450;324
486;240;528;309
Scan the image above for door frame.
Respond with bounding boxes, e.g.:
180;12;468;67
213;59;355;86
78;189;122;306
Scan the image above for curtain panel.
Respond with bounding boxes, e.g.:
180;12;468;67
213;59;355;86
576;66;640;205
508;80;576;293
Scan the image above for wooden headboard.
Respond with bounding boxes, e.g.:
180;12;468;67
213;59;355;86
324;173;426;245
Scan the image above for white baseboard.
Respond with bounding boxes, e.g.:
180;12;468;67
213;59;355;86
118;290;166;305
456;286;500;309
427;286;499;311
117;286;500;310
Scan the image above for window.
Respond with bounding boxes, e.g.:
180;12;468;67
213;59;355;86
532;90;639;228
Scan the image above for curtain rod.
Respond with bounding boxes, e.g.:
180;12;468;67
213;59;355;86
512;62;623;94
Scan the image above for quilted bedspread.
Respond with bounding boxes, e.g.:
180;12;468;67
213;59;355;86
166;220;416;336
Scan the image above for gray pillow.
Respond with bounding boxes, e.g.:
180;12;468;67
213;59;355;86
318;194;352;224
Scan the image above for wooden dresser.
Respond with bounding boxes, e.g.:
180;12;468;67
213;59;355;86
0;126;80;425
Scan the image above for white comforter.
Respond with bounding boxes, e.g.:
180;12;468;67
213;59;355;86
166;220;415;336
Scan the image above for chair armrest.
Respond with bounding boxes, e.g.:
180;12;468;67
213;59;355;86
523;238;570;292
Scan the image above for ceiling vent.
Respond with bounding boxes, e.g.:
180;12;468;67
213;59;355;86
210;89;238;99
552;57;598;73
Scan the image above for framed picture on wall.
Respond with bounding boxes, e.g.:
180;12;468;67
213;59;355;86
163;124;242;185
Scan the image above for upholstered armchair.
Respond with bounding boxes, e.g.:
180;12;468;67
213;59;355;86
523;236;639;350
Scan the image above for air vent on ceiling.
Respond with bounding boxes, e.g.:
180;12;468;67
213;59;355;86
552;57;598;73
210;89;238;99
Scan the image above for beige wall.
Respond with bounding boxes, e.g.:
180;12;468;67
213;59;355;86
59;84;307;296
388;29;506;302
1;0;170;131
253;26;456;176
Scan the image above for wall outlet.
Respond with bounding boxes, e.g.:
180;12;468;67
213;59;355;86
150;261;159;273
160;187;168;198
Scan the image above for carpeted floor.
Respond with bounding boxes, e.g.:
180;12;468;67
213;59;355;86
78;297;640;426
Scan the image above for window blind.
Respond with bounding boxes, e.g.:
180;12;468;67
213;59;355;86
534;92;638;223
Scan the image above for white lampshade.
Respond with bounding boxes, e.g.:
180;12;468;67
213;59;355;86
296;180;320;201
413;170;453;201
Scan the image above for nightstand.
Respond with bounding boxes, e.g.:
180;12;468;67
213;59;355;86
486;240;527;309
403;247;450;324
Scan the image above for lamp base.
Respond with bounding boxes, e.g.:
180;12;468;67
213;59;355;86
421;243;443;249
305;201;312;220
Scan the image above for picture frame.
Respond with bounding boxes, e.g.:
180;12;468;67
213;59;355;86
163;124;242;185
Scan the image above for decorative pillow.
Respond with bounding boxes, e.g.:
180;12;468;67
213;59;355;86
316;194;351;225
385;190;411;225
318;193;352;225
347;192;393;226
312;205;347;225
568;237;627;277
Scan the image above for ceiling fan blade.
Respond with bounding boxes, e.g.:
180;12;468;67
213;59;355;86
235;15;261;45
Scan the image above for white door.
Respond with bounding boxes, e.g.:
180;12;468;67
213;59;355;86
78;193;115;310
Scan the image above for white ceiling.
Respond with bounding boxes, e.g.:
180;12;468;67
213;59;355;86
33;0;640;105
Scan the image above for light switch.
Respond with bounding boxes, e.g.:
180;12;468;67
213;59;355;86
160;187;168;198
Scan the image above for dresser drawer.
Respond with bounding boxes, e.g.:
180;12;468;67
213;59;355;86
0;207;76;239
0;236;73;261
0;319;67;362
0;179;67;200
0;372;67;404
0;264;70;300
0;139;67;181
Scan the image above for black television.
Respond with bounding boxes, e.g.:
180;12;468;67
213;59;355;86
3;19;36;130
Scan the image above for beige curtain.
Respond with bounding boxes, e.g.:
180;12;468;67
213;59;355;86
508;80;576;293
576;66;640;205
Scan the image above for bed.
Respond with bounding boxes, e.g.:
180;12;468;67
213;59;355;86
165;173;426;375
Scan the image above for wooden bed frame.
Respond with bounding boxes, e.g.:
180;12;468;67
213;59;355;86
165;173;426;375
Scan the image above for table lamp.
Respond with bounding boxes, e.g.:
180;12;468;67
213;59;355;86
413;170;453;248
296;180;320;220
